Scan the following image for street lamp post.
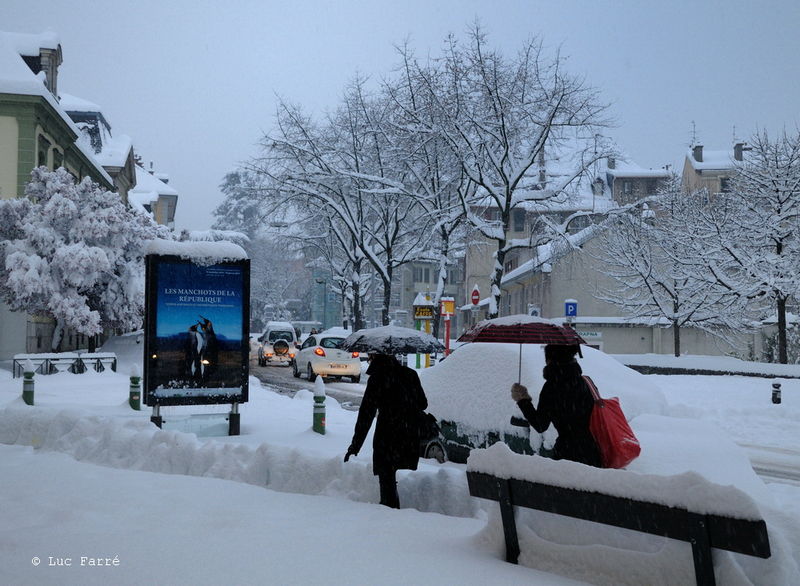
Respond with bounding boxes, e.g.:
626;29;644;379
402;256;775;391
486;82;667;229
316;278;327;330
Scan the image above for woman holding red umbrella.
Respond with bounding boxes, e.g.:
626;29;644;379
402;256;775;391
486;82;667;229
510;343;601;467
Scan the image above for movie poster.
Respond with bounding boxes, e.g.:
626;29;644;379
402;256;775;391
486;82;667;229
144;255;250;406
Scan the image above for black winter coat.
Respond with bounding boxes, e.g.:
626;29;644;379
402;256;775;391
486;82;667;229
517;361;602;467
349;356;428;475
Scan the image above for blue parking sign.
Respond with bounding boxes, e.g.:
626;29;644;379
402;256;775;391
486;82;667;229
565;301;578;317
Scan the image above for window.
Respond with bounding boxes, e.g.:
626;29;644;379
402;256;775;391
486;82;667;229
269;330;294;342
719;177;731;193
513;209;525;232
646;179;657;194
414;266;430;283
623;180;633;195
37;135;51;168
320;337;344;349
52;149;63;170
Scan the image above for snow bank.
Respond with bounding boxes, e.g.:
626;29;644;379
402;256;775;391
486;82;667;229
614;353;800;377
0;400;476;519
420;343;667;436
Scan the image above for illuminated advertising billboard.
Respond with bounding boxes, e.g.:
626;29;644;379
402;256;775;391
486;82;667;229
144;255;250;406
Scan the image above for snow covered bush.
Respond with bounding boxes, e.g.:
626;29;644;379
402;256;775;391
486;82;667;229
0;167;172;349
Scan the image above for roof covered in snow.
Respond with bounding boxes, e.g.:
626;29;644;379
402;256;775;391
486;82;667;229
60;93;133;169
686;146;747;171
0;32;113;186
0;30;59;55
501;223;602;286
129;165;178;214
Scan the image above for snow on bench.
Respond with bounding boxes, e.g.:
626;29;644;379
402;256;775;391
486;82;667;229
467;442;770;586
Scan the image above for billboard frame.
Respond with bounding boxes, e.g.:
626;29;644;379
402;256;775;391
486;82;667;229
143;254;250;408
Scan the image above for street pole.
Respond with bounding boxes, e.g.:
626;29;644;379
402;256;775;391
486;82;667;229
316;278;327;330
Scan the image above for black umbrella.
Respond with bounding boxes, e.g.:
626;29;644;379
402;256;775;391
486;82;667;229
340;325;444;355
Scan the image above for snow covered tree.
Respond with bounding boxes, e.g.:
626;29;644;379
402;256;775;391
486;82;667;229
382;45;471;336
212;171;269;239
595;187;754;356
0;167;170;350
687;130;800;363
253;83;431;328
405;26;613;317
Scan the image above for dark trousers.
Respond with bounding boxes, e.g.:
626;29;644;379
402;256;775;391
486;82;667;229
378;470;399;509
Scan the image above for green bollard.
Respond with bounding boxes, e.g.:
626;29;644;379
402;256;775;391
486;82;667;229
129;375;141;410
313;377;326;435
22;362;34;406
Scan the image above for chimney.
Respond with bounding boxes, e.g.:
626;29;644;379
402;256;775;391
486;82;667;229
733;142;747;161
37;46;62;98
607;156;615;170
692;144;703;163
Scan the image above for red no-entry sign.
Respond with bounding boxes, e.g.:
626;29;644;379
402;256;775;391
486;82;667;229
471;288;480;305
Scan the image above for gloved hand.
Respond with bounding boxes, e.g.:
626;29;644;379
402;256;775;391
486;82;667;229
344;447;357;463
511;382;531;402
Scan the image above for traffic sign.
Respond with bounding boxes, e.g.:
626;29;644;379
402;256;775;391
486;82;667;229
471;287;480;305
565;300;578;317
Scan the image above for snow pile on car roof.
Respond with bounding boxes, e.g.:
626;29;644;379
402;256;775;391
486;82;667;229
419;343;667;436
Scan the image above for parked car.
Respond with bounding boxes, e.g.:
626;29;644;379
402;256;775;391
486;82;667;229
257;321;298;366
418;342;668;464
292;328;361;383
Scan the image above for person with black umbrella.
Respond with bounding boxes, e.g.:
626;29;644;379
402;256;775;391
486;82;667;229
344;353;428;509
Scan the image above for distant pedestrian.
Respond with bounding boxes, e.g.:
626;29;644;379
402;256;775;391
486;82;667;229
511;344;601;467
344;353;428;508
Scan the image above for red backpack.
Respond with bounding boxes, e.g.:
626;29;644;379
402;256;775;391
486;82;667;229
583;375;641;469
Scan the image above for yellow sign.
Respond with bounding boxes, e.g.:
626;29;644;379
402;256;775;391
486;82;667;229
414;306;434;320
441;299;455;316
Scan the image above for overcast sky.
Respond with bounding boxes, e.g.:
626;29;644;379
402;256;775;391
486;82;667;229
4;0;799;230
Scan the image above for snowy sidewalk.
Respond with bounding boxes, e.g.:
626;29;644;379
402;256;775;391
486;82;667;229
0;445;585;586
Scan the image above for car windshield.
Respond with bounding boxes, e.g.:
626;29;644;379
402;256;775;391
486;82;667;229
268;331;294;342
320;337;344;349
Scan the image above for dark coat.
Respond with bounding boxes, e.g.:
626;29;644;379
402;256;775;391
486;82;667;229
517;360;602;467
349;355;428;475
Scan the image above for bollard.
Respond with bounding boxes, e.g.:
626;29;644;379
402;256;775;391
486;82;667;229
313;376;326;434
129;369;141;410
772;382;782;404
22;358;35;406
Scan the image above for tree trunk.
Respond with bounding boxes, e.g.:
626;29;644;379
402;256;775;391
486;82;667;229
381;265;393;326
777;296;788;364
88;335;97;353
672;319;681;358
489;243;507;319
50;320;64;352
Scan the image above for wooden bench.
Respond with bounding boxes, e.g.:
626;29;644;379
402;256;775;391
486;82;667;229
467;470;771;586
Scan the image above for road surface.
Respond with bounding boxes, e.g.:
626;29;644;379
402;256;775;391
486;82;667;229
250;358;365;410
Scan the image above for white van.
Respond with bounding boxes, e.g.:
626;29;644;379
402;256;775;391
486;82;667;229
257;321;298;366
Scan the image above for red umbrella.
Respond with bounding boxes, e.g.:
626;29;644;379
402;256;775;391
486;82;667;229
457;315;586;382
